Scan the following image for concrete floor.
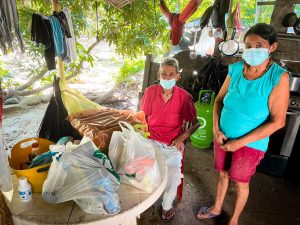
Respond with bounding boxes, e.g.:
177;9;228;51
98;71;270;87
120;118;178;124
138;142;300;225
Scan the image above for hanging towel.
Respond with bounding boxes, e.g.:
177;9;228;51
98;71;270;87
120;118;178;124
63;8;78;62
53;11;72;38
234;1;242;34
31;13;56;70
160;0;202;46
49;16;65;57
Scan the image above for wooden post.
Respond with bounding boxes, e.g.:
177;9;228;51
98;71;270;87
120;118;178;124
52;0;65;78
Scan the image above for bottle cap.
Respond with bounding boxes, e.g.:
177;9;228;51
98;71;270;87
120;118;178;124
32;142;39;148
19;176;29;186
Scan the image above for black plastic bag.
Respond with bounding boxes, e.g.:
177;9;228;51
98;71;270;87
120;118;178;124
38;76;81;142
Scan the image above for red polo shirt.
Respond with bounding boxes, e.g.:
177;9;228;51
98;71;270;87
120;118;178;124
141;84;196;144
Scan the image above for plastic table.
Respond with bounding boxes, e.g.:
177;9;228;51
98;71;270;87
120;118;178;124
3;146;167;225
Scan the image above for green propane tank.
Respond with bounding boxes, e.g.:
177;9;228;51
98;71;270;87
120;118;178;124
190;90;215;149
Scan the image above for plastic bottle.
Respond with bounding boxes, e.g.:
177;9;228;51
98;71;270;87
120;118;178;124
18;176;32;202
29;142;40;161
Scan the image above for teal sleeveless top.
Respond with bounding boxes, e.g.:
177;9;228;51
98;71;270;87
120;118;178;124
220;61;286;152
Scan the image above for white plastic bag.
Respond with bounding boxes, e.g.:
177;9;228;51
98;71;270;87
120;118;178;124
42;137;121;215
195;27;216;57
109;121;161;193
0;126;12;192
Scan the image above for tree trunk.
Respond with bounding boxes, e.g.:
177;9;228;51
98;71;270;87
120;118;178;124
0;192;14;225
4;39;101;100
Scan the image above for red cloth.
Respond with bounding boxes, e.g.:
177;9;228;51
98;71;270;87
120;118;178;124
141;84;196;145
160;0;201;45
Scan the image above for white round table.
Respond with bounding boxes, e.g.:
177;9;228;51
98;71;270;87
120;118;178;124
3;146;167;225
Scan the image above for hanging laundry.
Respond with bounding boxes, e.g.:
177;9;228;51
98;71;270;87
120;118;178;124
53;11;72;38
0;0;24;54
62;8;77;62
49;16;65;57
31;13;56;70
160;0;202;46
233;1;242;35
226;1;242;38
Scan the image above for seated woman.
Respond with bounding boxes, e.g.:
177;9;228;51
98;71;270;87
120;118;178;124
141;57;199;221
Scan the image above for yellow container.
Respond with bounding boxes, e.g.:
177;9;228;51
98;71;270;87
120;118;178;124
9;138;54;193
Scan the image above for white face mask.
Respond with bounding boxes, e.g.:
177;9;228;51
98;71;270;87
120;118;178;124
242;48;269;66
160;79;176;90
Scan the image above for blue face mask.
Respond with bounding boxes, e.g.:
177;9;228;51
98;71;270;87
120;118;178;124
242;48;269;66
160;79;176;90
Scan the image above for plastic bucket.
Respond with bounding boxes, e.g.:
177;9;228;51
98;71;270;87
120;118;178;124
8;138;54;193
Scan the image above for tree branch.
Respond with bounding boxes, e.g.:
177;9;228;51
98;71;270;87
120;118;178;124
16;67;48;91
4;39;102;100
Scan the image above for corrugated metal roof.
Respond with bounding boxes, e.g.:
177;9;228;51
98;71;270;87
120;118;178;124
106;0;134;9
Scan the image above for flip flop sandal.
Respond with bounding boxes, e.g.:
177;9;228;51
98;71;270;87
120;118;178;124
160;207;176;222
195;206;221;220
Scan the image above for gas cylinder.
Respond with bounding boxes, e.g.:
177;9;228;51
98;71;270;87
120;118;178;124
190;90;215;149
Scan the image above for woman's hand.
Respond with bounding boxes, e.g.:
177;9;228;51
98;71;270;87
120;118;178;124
220;139;244;152
170;135;185;154
214;130;227;145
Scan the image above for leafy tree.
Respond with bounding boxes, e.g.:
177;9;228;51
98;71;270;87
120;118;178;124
1;0;276;99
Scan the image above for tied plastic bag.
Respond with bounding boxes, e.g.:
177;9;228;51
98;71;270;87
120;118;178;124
109;121;160;193
42;137;121;215
195;27;215;57
0;126;12;192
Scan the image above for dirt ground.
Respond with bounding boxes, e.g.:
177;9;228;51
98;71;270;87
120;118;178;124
138;143;300;225
3;99;300;225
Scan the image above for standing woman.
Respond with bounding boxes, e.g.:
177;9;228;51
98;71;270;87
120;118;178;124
196;23;290;225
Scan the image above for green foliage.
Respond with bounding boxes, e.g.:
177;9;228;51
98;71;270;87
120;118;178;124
40;71;56;86
76;42;94;67
114;58;144;84
0;61;12;88
9;0;278;91
0;62;9;78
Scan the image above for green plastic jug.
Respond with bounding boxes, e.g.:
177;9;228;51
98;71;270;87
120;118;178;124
190;90;215;149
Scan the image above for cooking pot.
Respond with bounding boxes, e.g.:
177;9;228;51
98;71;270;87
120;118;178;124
290;74;300;93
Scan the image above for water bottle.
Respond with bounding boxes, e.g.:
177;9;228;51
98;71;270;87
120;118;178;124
98;178;121;215
18;176;32;202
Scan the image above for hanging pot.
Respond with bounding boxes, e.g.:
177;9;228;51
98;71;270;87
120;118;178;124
221;28;239;56
290;74;300;93
282;12;298;27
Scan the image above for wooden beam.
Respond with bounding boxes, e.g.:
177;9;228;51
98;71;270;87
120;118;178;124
257;0;300;5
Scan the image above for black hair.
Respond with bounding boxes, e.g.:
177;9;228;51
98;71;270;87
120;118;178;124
244;23;278;45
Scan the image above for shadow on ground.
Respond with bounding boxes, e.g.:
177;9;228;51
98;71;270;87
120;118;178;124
138;142;300;225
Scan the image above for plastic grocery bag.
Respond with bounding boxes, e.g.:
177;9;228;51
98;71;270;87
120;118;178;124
109;121;161;193
42;137;121;215
0;126;12;192
195;27;215;57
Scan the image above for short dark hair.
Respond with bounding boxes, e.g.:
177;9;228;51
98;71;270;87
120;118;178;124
160;57;179;73
244;23;278;45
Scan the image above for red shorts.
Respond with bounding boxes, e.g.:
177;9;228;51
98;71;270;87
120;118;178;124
214;140;265;183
